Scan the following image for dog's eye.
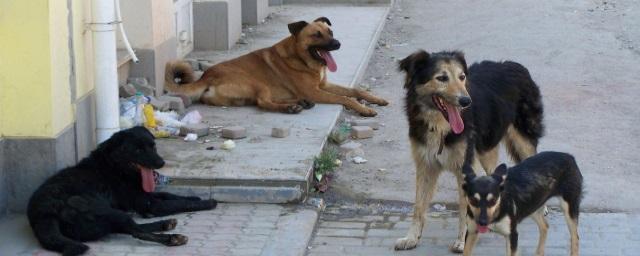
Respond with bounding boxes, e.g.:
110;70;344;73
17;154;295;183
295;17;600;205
313;31;323;38
436;75;448;82
459;74;466;81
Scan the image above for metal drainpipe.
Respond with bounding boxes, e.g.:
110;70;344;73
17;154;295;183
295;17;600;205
91;0;120;142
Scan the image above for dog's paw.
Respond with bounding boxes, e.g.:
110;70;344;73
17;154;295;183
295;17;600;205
298;99;315;109
394;237;418;251
63;243;90;256
450;239;465;253
162;219;178;231
167;234;188;246
203;199;218;209
375;99;389;106
359;108;378;117
286;105;304;114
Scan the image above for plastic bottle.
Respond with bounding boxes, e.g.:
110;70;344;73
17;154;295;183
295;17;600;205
133;92;146;126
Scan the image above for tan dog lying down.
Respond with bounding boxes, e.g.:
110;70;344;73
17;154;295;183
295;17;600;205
164;17;388;116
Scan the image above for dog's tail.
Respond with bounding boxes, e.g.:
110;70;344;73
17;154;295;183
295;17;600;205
506;61;545;145
164;61;209;99
30;218;89;255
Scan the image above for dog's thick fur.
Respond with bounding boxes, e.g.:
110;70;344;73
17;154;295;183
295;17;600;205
462;152;583;256
27;127;217;256
394;50;544;253
165;17;388;116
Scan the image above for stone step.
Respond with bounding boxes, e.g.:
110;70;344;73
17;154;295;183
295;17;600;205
157;3;391;203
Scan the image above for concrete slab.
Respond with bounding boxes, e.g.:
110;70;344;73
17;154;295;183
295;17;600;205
157;4;390;203
194;0;242;50
241;0;270;25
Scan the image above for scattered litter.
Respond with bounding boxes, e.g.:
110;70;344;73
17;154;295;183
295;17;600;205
206;146;215;150
180;110;202;125
154;111;184;128
352;156;367;164
221;140;236;150
432;203;447;212
334;159;342;167
184;133;198;141
203;139;211;143
378;168;386;172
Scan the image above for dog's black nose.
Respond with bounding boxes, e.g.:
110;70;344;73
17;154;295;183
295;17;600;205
478;219;488;226
458;96;472;108
330;39;341;50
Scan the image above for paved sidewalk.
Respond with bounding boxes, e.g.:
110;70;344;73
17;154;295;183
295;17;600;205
307;207;640;256
0;204;317;256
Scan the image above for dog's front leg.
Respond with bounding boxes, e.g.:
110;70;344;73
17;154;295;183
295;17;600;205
144;198;217;217
300;87;378;117
395;142;441;250
322;82;389;106
463;219;479;256
151;192;202;201
451;172;469;253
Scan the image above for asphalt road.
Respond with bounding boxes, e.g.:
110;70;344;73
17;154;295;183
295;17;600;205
329;0;640;213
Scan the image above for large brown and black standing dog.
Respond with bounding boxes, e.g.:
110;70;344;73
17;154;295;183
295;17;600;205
164;17;388;116
394;50;544;253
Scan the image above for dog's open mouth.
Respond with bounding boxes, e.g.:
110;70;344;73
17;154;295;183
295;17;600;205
135;164;156;193
477;225;489;233
432;95;465;134
309;47;338;72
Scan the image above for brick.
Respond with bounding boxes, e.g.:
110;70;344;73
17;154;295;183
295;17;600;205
167;93;193;107
271;127;290;138
148;96;171;111
128;77;154;96
119;83;137;97
221;126;247;139
351;119;380;130
316;228;365;237
158;95;185;113
351;126;373;139
200;61;215;71
185;58;201;71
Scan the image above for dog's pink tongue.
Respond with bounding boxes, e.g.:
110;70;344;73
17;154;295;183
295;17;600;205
478;225;489;233
445;102;464;134
140;167;156;193
320;51;337;72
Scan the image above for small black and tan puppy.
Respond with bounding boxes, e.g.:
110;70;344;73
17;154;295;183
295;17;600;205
27;127;217;256
461;151;582;256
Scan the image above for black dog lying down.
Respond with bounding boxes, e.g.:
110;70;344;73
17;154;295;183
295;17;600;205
462;151;583;256
27;127;217;256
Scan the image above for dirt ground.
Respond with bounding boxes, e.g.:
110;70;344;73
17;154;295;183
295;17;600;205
324;0;640;213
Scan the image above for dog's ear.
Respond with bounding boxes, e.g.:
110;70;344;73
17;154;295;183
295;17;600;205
288;21;309;36
399;50;430;88
314;17;332;26
492;163;508;189
462;165;476;191
452;51;468;73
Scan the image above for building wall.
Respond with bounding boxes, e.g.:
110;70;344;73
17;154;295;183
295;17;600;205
0;0;96;215
0;0;76;138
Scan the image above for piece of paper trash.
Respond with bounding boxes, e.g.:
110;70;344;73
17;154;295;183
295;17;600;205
184;133;198;141
221;140;236;150
432;203;446;211
352;156;367;164
180;110;202;124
